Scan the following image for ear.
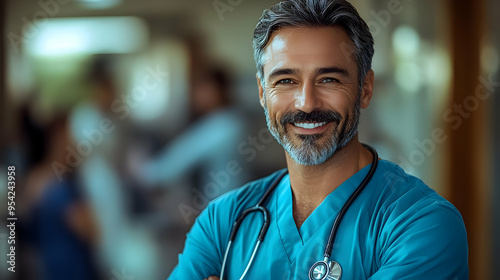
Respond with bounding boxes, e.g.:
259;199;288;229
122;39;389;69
360;69;374;109
257;74;265;108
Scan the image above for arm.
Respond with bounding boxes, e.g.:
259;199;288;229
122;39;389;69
369;201;468;279
167;200;227;279
167;174;271;280
142;112;242;185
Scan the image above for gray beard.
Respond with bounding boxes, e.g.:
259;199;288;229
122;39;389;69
263;99;360;166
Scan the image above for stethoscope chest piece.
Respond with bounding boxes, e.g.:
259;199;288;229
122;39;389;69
309;260;342;280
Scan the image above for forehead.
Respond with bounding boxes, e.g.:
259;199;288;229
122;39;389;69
262;26;357;77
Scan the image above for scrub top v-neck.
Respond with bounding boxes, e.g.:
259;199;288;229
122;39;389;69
274;166;370;273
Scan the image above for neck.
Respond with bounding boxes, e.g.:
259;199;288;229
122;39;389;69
286;137;373;228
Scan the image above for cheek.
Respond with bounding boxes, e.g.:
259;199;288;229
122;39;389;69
267;89;297;113
325;86;358;108
266;90;292;119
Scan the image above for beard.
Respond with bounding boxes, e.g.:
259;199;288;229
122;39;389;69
264;95;361;166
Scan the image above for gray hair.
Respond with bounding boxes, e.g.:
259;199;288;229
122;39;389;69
253;0;374;89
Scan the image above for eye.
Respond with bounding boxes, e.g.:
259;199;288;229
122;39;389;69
320;77;339;83
276;79;295;85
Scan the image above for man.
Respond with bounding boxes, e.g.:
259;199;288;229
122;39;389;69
168;0;468;279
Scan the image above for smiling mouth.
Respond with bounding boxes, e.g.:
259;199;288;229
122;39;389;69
293;122;328;129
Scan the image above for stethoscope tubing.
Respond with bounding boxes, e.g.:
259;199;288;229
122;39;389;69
219;144;378;280
323;144;378;259
220;170;287;280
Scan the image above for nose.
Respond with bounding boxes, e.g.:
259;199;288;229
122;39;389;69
295;82;321;113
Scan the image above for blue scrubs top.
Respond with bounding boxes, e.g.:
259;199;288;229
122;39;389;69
168;160;468;279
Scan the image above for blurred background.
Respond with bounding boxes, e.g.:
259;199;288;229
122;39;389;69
0;0;498;279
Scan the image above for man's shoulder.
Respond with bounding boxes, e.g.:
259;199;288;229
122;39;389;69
373;159;464;225
376;159;451;202
187;169;287;249
365;161;468;278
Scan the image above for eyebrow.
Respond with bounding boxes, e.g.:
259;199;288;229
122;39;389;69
268;68;300;81
316;67;349;77
267;66;350;81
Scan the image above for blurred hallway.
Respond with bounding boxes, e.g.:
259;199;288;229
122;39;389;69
0;0;498;279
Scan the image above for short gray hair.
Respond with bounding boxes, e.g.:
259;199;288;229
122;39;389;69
253;0;374;88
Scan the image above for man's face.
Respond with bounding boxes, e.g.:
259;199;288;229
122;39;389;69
258;26;373;166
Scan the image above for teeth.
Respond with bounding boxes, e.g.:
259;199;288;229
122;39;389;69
294;122;327;129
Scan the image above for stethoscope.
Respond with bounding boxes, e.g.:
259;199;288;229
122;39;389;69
219;144;378;280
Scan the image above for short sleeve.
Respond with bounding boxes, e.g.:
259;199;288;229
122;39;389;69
167;201;226;280
369;199;469;279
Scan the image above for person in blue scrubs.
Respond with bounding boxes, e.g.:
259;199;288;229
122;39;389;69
168;0;469;279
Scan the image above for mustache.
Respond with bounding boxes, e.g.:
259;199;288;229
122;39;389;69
280;110;341;126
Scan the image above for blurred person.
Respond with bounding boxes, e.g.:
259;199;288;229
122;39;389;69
70;56;160;280
168;0;468;279
134;66;247;195
124;63;250;276
22;114;101;280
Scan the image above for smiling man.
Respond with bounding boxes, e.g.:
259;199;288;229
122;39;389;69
167;1;468;279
